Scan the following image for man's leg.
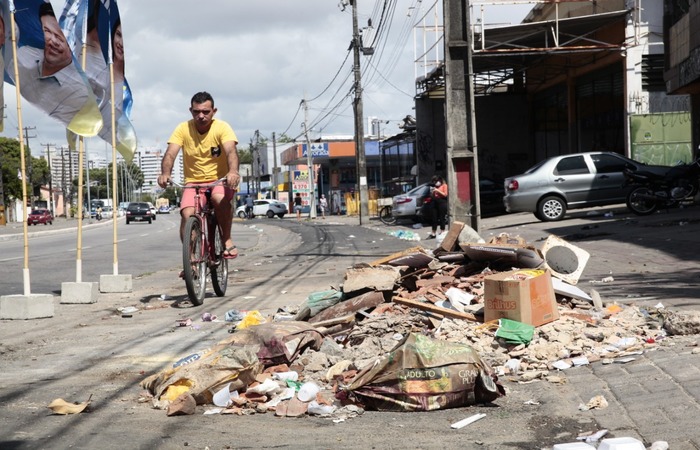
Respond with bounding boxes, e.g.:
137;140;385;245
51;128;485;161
179;206;195;241
212;193;236;257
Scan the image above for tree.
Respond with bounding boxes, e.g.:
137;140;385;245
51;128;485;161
0;137;48;204
160;186;181;206
238;146;253;164
277;133;295;143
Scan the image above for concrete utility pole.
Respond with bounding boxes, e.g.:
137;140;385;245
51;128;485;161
302;99;317;219
350;0;369;224
42;143;55;214
444;0;481;232
272;131;278;199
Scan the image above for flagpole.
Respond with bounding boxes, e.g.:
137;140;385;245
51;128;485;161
75;40;89;283
109;61;119;275
9;6;31;295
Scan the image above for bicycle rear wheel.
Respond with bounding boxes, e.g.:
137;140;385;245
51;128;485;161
183;216;207;305
379;205;396;225
210;221;228;297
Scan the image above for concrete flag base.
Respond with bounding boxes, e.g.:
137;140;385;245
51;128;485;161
100;274;133;293
61;282;99;304
0;294;55;319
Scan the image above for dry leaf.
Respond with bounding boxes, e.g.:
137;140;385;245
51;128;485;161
47;395;92;415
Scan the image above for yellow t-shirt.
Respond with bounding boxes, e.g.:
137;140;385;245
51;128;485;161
168;119;238;183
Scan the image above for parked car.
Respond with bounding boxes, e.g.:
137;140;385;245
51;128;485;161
236;199;288;219
125;202;153;224
157;205;170;214
27;209;53;225
391;183;432;222
390;178;504;222
503;151;648;221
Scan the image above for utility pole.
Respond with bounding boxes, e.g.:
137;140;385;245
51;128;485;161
272;131;278;199
0;104;5;222
60;148;67;216
350;0;369;223
22;126;36;208
444;0;480;231
302;99;317;219
42;143;55;214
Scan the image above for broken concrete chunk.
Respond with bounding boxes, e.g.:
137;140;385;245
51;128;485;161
457;223;486;246
166;393;196;416
439;221;465;252
663;310;700;335
309;291;385;323
343;266;402;293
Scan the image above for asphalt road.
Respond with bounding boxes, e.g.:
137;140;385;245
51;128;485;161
1;207;699;449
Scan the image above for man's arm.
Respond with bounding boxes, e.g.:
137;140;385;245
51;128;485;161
157;143;181;188
222;140;240;189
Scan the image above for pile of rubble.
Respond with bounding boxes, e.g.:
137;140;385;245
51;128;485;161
141;221;700;418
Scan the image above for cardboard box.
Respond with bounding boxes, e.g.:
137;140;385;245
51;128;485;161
484;269;559;327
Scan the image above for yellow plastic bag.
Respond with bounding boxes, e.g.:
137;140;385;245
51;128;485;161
236;310;266;330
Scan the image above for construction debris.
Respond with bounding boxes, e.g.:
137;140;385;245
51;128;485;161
141;228;695;419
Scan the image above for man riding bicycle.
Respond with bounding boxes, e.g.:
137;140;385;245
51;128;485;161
157;91;241;261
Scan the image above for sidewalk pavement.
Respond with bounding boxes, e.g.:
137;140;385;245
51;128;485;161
2;207;700;448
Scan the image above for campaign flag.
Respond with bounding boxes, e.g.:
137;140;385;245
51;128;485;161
2;0;102;136
60;0;136;163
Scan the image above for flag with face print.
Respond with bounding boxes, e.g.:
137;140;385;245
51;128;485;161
60;0;136;163
2;0;102;136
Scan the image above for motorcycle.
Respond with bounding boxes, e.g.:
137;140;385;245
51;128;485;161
624;157;700;215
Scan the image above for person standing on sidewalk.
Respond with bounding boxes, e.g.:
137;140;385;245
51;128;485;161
294;193;303;220
157;91;240;260
319;194;328;219
427;174;448;239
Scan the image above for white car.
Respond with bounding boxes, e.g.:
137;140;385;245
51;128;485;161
236;199;288;219
147;202;157;220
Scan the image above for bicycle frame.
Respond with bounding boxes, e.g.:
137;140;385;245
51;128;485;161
172;178;229;305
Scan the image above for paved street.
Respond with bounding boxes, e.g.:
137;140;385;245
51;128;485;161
0;206;699;449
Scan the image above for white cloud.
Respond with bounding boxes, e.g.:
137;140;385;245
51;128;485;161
2;0;530;159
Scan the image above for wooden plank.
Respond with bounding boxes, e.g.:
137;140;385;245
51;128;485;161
439;221;465;252
392;296;480;322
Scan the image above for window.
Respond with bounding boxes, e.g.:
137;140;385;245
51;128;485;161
554;156;589;175
590;153;631;173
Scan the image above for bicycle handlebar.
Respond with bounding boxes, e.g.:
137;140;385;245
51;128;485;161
169;177;227;189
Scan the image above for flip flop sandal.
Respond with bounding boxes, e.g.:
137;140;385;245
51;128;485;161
223;245;238;259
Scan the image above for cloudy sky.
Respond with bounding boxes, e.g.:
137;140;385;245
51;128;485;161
1;0;531;159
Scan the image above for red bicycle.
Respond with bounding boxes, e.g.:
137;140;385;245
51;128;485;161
172;179;229;305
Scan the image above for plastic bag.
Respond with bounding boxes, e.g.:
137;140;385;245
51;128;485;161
494;318;535;345
236;310;266;330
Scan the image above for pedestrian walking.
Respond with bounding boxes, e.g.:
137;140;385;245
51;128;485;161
245;195;254;219
427;174;448;239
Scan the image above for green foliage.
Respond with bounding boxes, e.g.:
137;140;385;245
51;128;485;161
238;146;253;164
0;137;48;202
160;186;181;205
277;133;295;143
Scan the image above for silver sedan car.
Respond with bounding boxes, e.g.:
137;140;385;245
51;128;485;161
503;152;647;221
236;199;288;219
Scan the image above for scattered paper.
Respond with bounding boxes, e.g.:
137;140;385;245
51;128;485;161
450;413;486;429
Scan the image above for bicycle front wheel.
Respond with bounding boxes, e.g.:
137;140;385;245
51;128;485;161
183;216;207;305
210;221;228;297
379;205;396;225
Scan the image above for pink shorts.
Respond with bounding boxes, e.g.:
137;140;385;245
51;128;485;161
180;182;235;210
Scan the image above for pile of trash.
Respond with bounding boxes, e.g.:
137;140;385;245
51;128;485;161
140;221;700;418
